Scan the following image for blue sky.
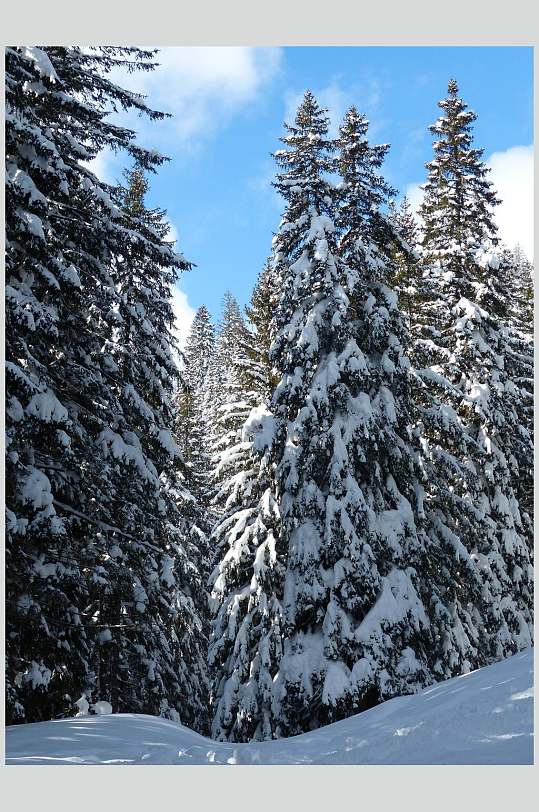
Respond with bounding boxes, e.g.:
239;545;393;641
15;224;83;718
94;47;533;341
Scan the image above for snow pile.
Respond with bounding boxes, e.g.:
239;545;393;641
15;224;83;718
6;648;533;765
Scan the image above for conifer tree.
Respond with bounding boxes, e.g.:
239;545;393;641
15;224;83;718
218;292;246;364
413;80;533;672
173;304;217;591
275;100;431;735
388;196;424;322
6;45;163;723
208;294;248;479
5;46;208;728
208;275;281;741
506;244;534;335
208;274;276;553
210;294;251;512
420;79;500;271
82;165;209;728
494;246;534;525
210;94;434;741
176;305;216;467
241;260;279;402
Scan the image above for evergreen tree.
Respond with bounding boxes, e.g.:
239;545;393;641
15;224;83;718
83;165;209;728
412;80;533;674
388;196;424;322
242;260;280;402
208;276;281;741
494;246;534;524
5;46;208;728
6;45;163;723
208;400;283;741
208;274;276;554
506;244;534;335
176;305;216;468
208;294;249;485
276;100;431;735
210;294;251;513
420;79;500;272
209;94;434;741
217;292;246;366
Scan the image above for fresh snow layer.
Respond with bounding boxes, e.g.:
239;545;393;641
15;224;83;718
6;648;533;765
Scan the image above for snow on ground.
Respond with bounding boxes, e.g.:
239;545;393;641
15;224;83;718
5;648;533;765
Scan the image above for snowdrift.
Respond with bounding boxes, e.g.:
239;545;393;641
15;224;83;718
5;648;533;765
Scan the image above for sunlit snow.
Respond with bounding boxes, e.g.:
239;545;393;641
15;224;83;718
6;648;533;765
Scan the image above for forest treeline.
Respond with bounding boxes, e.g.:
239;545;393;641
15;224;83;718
5;48;533;741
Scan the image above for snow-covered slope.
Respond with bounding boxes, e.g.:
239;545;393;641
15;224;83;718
5;648;533;765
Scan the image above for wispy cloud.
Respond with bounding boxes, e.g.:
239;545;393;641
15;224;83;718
113;47;283;152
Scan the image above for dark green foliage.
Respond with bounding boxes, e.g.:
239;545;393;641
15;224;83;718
411;81;533;676
5;47;208;731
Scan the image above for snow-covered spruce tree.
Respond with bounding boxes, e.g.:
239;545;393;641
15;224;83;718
208;276;283;742
413;80;533;671
210;94;433;742
216;291;246;375
209;282;277;514
210;293;252;514
5;45;163;723
241;260;279;403
208;404;283;742
505;245;534;518
480;246;534;532
176;305;216;465
208;293;249;481
209;276;277;520
502;243;534;477
387;196;424;323
5;46;207;727
82;165;209;730
175;304;218;530
506;244;534;333
271;99;432;736
387;197;486;678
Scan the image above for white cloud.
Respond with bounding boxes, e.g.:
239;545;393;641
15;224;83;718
404;145;533;259
487;145;533;260
170;285;195;352
403;181;424;215
117;47;282;149
80;148;120;185
165;219;179;244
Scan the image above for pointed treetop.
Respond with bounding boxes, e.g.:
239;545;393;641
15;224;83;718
122;165;149;215
272;90;335;214
290;89;331;133
194;303;211;321
342;104;369;127
420;78;500;260
447;78;459;95
338;105;389;167
336;105;395;251
338;105;370;143
221;290;242;318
